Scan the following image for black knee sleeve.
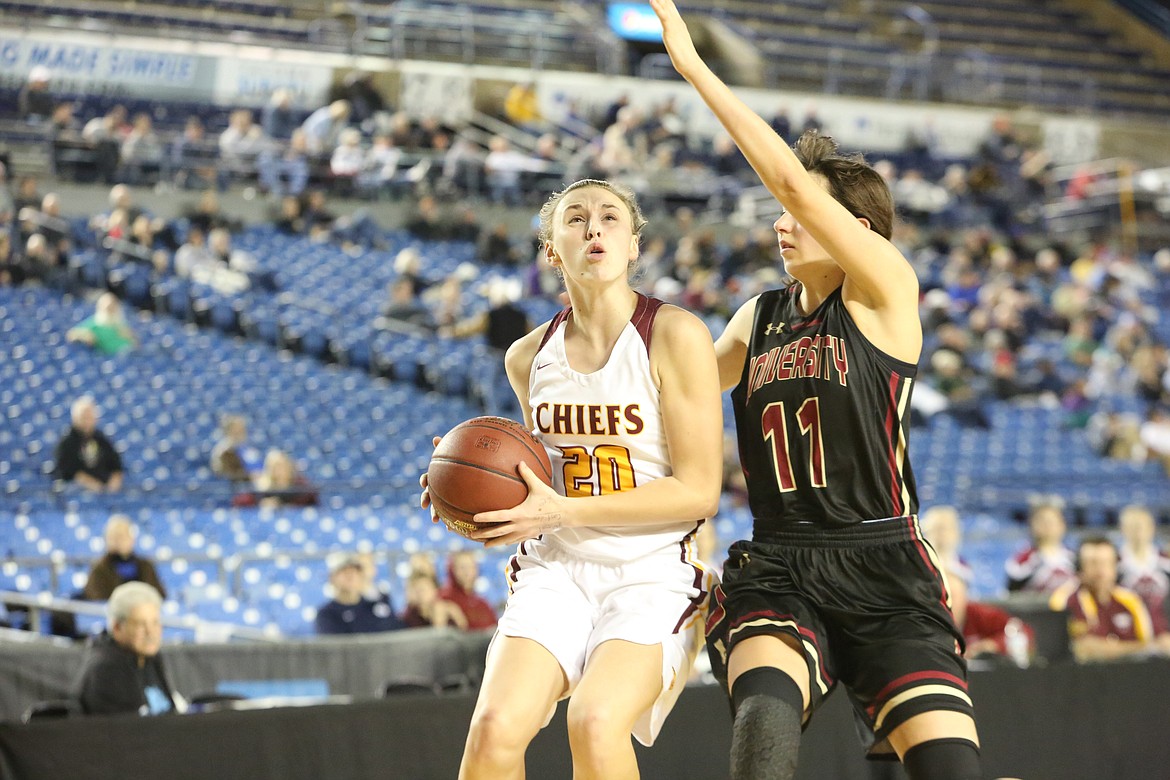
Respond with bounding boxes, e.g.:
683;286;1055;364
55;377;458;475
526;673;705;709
729;668;804;780
902;738;982;780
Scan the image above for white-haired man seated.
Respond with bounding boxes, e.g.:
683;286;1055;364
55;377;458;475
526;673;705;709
75;582;181;716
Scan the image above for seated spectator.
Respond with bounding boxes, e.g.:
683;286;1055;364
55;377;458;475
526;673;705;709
392;247;429;296
438;551;497;630
403;194;448;241
477;222;521;267
21;232;64;289
83;514;168;601
173;226;214;279
261;88;299;141
374;277;435;333
66;292;136;355
357;134;404;198
218;109;267;191
301;100;351;155
75;582;181;716
1118;504;1170;611
301;189;384;250
105;213;170;273
257;129;311;198
1005;501;1076;595
18;66;55;122
948;567;1035;666
209;414;263;484
444;279;529;347
448;206;482;244
1049;536;1170;662
401;571;466;629
483;135;540;206
233;449;318;508
119;113;164;185
314;553;405;635
200;227;263;294
169;116;218;191
273;195;306;236
13;174;41;215
20;192;72;265
184;190;241;236
330;127;365;180
51;396;124;493
81;105;129;184
47;102;84;179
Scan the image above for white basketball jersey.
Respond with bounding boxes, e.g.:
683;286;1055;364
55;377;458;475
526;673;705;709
528;295;694;562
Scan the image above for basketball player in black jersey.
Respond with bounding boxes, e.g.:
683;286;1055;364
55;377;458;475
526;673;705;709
651;2;982;779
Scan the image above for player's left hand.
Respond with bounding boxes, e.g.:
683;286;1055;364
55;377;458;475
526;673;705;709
469;462;567;547
419;435;442;523
649;0;703;77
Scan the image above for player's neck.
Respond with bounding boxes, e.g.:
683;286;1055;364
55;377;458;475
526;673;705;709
793;272;843;315
566;286;638;344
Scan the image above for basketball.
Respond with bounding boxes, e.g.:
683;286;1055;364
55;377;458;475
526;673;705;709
427;416;554;538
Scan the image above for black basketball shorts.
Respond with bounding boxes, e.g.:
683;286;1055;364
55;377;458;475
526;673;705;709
705;515;974;758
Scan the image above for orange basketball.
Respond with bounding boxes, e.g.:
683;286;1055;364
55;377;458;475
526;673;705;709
427;416;554;538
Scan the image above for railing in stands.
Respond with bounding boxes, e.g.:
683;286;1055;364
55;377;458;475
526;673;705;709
0;589;281;642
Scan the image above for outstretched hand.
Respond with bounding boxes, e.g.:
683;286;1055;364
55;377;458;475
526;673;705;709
468;462;566;548
649;0;703;78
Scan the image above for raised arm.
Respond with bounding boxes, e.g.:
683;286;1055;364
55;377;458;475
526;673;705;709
650;1;919;342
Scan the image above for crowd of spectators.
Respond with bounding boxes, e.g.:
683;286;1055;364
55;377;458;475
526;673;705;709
4;71;1170;694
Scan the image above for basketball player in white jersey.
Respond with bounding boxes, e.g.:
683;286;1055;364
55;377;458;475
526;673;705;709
422;179;723;779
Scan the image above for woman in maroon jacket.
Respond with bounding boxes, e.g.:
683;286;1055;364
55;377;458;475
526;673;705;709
438;551;498;630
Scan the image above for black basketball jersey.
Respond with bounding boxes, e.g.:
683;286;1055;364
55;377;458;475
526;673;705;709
731;284;919;531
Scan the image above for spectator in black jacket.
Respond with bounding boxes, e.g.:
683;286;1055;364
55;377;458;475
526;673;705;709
75;582;180;716
52;396;124;493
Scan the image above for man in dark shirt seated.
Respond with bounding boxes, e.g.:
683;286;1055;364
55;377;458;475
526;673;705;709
83;514;168;601
51;396;124;492
314;553;405;635
75;582;181;716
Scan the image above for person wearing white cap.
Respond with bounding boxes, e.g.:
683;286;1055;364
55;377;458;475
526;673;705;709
314;553;405;635
19;66;55;122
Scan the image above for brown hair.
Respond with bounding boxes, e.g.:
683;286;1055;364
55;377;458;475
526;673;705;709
536;179;648;244
792;131;894;240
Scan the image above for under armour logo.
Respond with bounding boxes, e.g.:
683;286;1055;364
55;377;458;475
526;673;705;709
764;322;786;336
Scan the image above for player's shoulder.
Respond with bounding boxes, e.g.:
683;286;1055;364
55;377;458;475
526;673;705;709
505;322;550;374
649;302;715;349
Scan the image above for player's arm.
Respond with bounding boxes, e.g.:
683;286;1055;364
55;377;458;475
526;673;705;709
714;295;757;393
471;306;723;546
649;0;919;348
502;324;544;430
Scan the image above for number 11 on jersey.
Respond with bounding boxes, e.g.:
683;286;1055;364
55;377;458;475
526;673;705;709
761;397;826;492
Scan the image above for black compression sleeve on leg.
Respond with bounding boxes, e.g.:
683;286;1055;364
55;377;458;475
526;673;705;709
729;667;803;780
902;738;983;780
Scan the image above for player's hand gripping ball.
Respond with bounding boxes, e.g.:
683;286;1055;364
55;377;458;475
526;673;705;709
426;416;554;538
